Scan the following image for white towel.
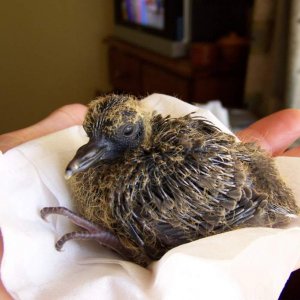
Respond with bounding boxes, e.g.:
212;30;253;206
1;94;300;300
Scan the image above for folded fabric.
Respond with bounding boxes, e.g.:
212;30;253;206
1;94;300;300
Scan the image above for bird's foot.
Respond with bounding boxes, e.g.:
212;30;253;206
40;206;135;260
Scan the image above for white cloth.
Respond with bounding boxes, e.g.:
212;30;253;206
1;94;300;300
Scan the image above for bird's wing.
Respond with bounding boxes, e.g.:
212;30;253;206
174;133;268;233
132;128;267;245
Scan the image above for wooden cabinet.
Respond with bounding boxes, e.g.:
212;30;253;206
109;47;141;95
141;63;190;99
193;75;245;107
107;37;246;107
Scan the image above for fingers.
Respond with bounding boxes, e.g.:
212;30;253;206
236;109;300;156
282;146;300;157
0;104;87;153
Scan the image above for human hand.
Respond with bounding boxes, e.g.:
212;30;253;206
0;104;87;300
0;105;300;299
0;104;87;153
236;109;300;157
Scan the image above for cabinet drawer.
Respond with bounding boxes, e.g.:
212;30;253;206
109;47;141;94
142;63;190;100
193;76;244;107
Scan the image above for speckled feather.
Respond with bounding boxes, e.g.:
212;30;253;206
68;95;299;265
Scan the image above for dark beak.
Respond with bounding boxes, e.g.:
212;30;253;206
65;138;109;179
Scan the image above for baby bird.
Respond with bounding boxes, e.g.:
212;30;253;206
41;94;299;266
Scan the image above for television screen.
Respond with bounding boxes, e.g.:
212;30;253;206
120;0;165;30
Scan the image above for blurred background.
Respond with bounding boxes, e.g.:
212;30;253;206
1;0;300;133
0;1;114;133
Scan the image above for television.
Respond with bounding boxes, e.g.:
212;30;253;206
114;0;253;58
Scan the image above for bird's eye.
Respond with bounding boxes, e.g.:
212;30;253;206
123;124;134;136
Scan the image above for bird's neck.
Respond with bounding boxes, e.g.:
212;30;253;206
139;112;153;150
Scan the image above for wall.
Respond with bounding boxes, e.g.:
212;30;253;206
0;0;114;133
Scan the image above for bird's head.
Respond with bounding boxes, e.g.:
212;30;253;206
65;94;150;179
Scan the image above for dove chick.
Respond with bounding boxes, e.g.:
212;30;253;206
41;94;299;266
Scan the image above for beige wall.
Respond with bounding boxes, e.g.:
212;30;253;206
0;0;114;133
